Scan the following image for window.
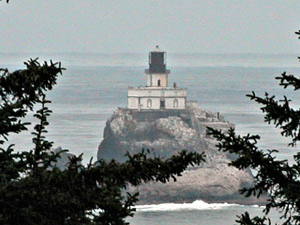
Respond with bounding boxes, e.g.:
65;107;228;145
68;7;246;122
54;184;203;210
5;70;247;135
173;99;178;108
160;99;165;109
147;99;152;108
158;79;161;87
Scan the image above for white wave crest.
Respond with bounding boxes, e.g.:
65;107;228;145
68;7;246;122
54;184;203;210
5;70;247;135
134;200;259;212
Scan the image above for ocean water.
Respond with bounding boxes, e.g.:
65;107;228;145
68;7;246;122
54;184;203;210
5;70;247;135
126;201;281;225
1;53;300;224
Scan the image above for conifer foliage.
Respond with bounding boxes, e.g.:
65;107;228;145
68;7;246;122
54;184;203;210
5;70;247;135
208;31;300;225
0;59;205;225
0;4;205;224
0;59;207;225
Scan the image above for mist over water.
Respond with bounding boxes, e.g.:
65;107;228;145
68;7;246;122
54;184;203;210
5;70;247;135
1;53;300;224
2;52;300;68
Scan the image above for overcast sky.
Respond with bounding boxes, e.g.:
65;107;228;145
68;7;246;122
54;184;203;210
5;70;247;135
1;0;300;54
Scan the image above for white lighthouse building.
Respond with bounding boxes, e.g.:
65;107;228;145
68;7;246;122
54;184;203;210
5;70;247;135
128;46;187;110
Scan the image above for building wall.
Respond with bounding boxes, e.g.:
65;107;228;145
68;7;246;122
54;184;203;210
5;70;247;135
128;87;187;110
141;98;160;109
146;74;168;87
165;98;185;109
128;96;186;110
128;88;187;98
128;98;139;109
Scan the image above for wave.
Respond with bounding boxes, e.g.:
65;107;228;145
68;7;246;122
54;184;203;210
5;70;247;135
134;200;261;212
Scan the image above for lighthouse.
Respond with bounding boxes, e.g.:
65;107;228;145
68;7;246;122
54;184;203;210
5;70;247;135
128;46;187;110
145;45;170;87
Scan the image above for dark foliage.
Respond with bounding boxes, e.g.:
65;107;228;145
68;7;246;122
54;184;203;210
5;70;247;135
0;3;205;224
208;30;300;225
0;59;205;224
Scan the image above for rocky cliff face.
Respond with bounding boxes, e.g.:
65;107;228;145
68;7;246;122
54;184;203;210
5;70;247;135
98;107;261;205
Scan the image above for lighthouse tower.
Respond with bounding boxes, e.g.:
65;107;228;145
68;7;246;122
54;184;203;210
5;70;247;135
145;45;170;88
128;46;187;110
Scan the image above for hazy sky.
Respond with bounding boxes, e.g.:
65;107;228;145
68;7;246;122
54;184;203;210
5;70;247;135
1;0;300;54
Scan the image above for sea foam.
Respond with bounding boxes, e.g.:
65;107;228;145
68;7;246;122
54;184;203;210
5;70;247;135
134;200;260;212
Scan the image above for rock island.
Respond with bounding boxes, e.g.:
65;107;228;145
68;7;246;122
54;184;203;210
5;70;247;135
98;46;260;204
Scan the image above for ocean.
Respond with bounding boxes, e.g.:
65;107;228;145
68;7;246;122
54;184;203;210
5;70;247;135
1;52;300;224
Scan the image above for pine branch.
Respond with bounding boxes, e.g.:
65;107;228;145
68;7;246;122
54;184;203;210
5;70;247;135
31;94;53;172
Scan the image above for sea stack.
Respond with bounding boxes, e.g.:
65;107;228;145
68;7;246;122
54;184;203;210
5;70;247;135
98;47;259;204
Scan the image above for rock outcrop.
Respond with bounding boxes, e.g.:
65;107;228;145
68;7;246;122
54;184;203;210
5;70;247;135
98;107;261;205
51;147;75;170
